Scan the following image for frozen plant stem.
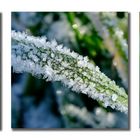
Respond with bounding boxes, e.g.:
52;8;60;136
11;30;128;114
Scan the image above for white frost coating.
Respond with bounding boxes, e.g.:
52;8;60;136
11;30;128;114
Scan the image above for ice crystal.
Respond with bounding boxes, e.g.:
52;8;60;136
11;30;128;114
112;94;118;102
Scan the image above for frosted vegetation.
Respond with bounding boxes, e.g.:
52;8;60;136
12;12;128;129
12;31;128;113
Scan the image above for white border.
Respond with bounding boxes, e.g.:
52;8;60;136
0;0;140;140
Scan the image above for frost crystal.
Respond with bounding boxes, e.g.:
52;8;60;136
11;30;128;114
112;94;118;101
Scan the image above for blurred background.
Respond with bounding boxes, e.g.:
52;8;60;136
11;12;129;129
